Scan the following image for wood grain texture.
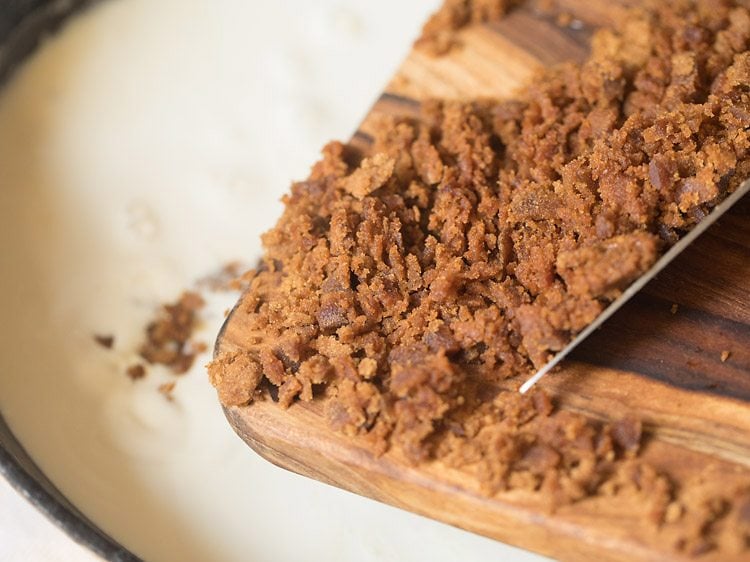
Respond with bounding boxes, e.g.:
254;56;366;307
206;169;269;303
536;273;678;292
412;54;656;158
217;2;750;560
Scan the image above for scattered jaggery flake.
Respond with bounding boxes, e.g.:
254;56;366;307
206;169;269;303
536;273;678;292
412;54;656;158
158;382;176;401
197;261;249;292
671;303;679;315
93;334;115;349
139;291;206;375
126;364;146;381
721;350;731;363
415;0;521;55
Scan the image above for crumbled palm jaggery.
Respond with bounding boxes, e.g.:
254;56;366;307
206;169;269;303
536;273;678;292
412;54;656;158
126;363;146;380
210;0;750;553
668;478;750;555
437;387;665;506
415;0;584;56
93;334;115;349
158;381;177;401
415;0;520;55
140;291;205;375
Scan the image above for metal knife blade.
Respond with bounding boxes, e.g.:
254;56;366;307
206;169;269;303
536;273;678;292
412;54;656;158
519;180;750;394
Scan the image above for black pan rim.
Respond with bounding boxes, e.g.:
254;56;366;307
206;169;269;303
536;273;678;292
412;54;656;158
0;0;140;560
0;417;140;561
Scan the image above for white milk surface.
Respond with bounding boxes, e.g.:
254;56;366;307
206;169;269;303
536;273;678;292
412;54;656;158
0;1;549;561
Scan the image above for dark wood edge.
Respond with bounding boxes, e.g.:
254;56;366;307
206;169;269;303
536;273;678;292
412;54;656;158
221;401;669;562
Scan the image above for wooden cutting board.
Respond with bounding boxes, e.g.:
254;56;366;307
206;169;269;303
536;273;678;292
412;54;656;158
217;2;750;560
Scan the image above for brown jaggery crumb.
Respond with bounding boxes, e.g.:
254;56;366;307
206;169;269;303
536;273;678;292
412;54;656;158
122;278;218;384
556;232;659;300
126;364;146;381
93;334;115;349
211;0;750;553
415;0;580;56
158;381;176;401
415;0;520;55
671;478;750;556
208;351;263;406
139;291;205;374
721;350;731;362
